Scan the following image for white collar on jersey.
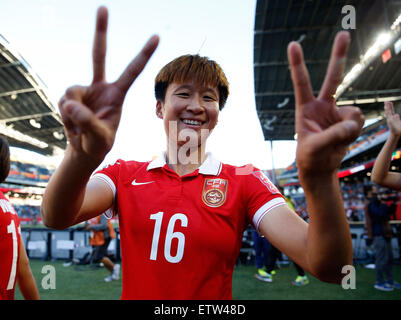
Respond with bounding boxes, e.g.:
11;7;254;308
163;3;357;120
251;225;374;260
147;152;222;176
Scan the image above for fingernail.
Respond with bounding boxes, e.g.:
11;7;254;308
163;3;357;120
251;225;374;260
344;121;357;132
64;103;74;115
72;127;81;135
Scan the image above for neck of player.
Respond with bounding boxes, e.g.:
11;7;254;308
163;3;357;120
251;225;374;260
166;142;207;177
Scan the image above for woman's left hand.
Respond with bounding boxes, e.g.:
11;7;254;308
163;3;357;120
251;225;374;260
287;31;365;178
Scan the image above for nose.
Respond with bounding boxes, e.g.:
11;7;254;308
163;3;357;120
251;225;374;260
186;94;204;114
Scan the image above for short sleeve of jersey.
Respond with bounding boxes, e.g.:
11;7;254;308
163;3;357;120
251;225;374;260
243;168;286;231
91;160;122;201
91;160;123;219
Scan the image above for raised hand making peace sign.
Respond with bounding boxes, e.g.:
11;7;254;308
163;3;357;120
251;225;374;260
58;7;159;164
384;101;401;136
287;31;364;179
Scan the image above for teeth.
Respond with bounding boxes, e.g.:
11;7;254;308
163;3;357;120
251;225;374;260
182;119;202;126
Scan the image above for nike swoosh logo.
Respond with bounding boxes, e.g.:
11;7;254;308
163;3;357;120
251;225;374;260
132;179;155;186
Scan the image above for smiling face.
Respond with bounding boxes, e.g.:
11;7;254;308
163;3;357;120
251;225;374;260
154;54;229;156
156;81;220;148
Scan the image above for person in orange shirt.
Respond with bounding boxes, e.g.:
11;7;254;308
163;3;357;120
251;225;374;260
86;212;120;282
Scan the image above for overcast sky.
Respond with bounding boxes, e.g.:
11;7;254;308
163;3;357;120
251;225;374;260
0;0;298;170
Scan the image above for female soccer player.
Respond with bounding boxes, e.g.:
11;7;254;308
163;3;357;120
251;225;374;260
41;6;364;299
0;137;40;300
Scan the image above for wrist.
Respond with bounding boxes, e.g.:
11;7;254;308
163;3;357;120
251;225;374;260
390;131;401;140
299;170;338;192
65;145;104;173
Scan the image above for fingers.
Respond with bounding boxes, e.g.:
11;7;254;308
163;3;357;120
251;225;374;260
59;85;87;134
384;101;394;117
287;41;314;105
115;35;160;93
318;31;351;102
63;100;103;135
319;106;364;147
338;106;365;133
303;106;363;152
311;120;361;153
65;85;87;101
92;6;108;83
59;91;105;139
318;120;360;150
59;97;78;135
91;6;159;94
384;101;401;135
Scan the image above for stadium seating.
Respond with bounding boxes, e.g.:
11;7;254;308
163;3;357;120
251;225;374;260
278;121;390;181
7;160;54;183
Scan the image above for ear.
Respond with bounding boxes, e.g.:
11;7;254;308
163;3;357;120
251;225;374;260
156;100;164;119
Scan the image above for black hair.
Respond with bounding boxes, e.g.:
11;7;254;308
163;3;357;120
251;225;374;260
0;136;10;183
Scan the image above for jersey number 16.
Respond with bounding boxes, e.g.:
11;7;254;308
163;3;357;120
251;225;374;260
149;212;188;263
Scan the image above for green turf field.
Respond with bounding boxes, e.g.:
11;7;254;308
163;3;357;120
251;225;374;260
232;263;401;300
15;260;122;300
14;260;401;300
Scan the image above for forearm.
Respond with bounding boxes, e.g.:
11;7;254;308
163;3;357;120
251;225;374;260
17;266;40;300
301;172;353;283
41;147;102;229
17;245;40;300
371;132;401;188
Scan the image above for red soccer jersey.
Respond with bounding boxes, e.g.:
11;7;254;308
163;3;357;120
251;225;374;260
93;153;285;299
0;192;21;300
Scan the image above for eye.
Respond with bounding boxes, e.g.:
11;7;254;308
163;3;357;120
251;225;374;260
204;95;216;101
176;92;189;98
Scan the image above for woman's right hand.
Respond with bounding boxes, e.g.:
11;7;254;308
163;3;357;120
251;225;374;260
58;6;159;164
384;101;401;137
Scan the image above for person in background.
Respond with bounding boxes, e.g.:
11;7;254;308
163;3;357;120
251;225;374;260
86;210;120;282
278;187;309;286
370;101;401;291
251;228;272;282
364;185;401;291
0;136;40;300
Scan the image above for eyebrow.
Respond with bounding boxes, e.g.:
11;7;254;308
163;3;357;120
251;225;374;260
174;84;192;91
174;84;218;96
203;88;218;96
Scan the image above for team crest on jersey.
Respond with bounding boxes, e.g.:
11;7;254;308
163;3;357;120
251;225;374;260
202;178;228;208
252;171;280;194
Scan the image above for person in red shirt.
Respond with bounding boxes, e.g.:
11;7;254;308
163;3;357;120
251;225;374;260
0;137;40;300
41;7;364;299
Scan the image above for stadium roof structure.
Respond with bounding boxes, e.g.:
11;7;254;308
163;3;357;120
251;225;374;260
254;0;401;141
0;34;66;156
